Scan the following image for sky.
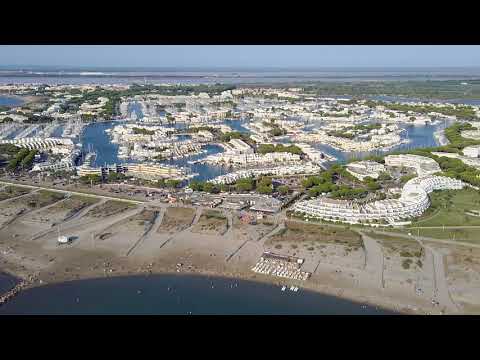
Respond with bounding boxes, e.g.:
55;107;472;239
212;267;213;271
0;45;480;69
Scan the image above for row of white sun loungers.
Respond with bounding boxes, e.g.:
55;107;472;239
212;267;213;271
251;260;310;281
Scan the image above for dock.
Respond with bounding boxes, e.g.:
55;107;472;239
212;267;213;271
0;280;30;307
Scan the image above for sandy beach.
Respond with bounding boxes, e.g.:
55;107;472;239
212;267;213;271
2;186;478;314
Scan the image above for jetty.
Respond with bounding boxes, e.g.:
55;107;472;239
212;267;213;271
0;280;30;306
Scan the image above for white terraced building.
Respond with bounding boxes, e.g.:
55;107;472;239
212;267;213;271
346;161;386;180
210;163;322;185
293;175;464;224
384;154;441;176
463;145;480;158
203;151;301;167
0;137;74;151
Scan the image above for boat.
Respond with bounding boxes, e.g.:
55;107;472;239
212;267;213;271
281;286;286;291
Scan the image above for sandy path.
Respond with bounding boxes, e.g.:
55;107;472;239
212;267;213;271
34;206;143;245
257;221;284;245
0;193;67;231
64;199;105;223
360;233;384;289
125;208;164;257
419;240;459;313
190;208;202;227
0;188;39;205
29;199;105;241
371;229;480;249
415;246;435;300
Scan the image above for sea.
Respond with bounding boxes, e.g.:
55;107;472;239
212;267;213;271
0;274;395;315
1;66;480;85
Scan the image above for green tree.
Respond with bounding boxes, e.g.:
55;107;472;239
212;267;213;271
257;184;273;194
236;177;254;192
203;182;215;193
165;179;181;188
189;180;204;191
277;185;289;195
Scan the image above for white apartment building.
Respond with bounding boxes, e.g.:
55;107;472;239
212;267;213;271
384;154;441;176
203;151;301;167
223;138;253;155
210;163;322;185
0;137;74;152
346;161;386;180
463;145;480;158
294;175;464;224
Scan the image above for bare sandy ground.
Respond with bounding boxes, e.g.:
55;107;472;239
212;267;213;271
427;242;480;313
2;202;480;314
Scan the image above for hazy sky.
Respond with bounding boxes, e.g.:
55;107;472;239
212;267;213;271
1;45;480;68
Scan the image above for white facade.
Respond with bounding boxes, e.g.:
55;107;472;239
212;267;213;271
463;145;480;158
293;175;464;224
346;161;386;180
384;154;441;176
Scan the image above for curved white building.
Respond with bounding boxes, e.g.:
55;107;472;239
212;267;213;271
293;175;464;224
384;154;440;176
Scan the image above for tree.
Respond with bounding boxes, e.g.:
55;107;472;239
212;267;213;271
189;180;204;191
258;176;272;187
366;181;380;191
257;184;273;194
203;182;216;193
165;179;181;188
377;172;392;181
20;150;37;169
236;177;254;192
80;174;102;185
278;185;289;195
107;172;126;182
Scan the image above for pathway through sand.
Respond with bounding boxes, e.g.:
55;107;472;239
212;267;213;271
426;242;459;313
0;189;39;205
360;233;384;289
126;208;164;256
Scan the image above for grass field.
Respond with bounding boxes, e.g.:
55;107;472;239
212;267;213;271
414;228;480;243
158;207;196;233
24;190;65;209
269;220;362;248
366;231;424;269
86;200;136;218
412;189;480;227
191;210;228;235
0;186;30;201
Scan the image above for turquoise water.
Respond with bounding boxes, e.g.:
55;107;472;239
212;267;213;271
79;119;253;181
0;96;23;107
0;274;395;315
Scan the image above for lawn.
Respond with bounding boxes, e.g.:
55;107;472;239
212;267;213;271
411;188;480;227
0;185;31;201
158;207;196;233
414;228;480;243
269;220;362;247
